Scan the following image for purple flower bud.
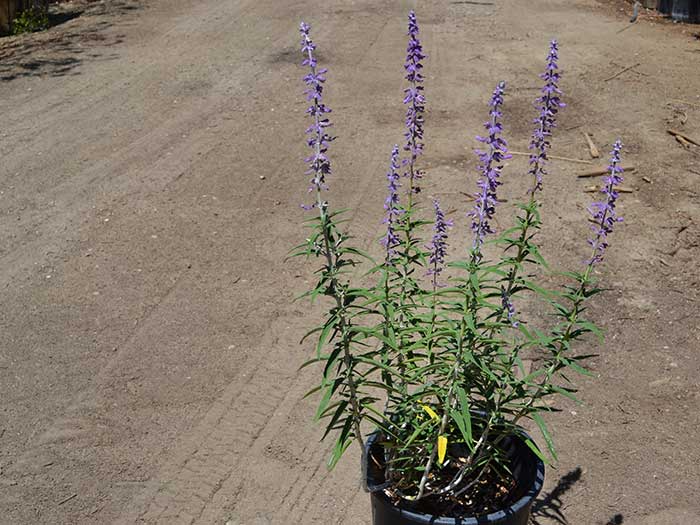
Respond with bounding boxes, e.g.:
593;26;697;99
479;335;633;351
588;140;624;265
380;145;403;260
300;22;335;209
528;40;565;193
501;287;519;327
469;81;510;250
426;199;453;287
403;10;427;194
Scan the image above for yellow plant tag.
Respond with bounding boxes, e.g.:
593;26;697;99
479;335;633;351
437;435;447;465
421;405;439;422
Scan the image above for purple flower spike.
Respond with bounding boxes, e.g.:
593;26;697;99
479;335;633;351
300;22;335;208
588;140;624;265
501;287;519;328
469;81;510;250
528;40;565;193
381;145;403;260
426;199;453;288
402;10;427;193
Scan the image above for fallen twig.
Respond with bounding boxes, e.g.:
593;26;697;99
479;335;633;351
676;135;693;149
604;62;641;82
577;166;636;178
669;98;700;108
584;185;635;193
688;168;700;176
667;129;700;147
583;132;600;158
510;151;592;164
90;505;106;516
616;23;636;34
57;494;77;506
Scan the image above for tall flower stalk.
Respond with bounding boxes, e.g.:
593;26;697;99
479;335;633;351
403;10;427;200
588;140;624;265
389;12;429;407
508;141;625;433
497;41;565;324
381;145;403;261
300;22;334;204
296;22;366;469
426;199;452;289
469;81;510;255
528;40;564;194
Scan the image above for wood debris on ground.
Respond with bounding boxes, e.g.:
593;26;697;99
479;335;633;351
583;132;601;158
667;129;700;147
577;166;636;178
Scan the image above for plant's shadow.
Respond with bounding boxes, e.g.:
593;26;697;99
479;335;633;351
604;514;624;525
530;467;582;525
530;467;624;525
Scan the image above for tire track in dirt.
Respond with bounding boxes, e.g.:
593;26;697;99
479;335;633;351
116;320;298;523
122;4;481;522
111;3;406;521
120;135;389;525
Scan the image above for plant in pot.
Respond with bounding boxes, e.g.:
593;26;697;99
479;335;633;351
293;12;624;525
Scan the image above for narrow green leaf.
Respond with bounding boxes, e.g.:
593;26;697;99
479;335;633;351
532;412;557;461
524;437;550;465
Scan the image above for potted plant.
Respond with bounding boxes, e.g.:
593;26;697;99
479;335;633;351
293;12;624;525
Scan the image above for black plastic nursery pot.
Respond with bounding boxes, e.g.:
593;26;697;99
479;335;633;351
658;0;700;23
364;431;544;525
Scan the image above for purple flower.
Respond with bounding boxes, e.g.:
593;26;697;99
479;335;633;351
469;81;510;250
426;199;453;287
402;10;427;194
528;40;565;193
300;22;335;208
381;145;403;260
501;287;519;327
588;140;624;265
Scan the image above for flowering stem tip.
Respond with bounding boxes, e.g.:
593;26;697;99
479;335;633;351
300;22;334;209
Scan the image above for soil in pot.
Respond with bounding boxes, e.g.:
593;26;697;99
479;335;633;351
365;431;544;524
382;463;516;517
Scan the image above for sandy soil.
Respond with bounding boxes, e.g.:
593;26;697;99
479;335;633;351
0;0;698;524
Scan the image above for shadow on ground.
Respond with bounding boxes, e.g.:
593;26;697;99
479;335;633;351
530;467;624;525
0;0;141;81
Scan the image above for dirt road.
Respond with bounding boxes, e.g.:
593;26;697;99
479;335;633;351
0;0;698;523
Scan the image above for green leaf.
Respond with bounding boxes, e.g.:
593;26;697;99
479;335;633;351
550;385;581;404
524;437;550;465
315;378;341;421
320;400;349;440
532;412;557;461
327;418;353;469
561;358;594;377
453;386;473;450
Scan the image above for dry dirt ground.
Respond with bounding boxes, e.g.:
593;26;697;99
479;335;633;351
0;0;699;524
